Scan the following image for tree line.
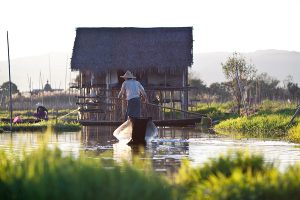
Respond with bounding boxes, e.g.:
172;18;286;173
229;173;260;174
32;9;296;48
189;52;300;114
0;81;77;110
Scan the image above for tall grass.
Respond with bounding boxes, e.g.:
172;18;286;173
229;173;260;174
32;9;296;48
214;100;300;138
259;100;297;114
0;146;173;200
215;115;291;137
175;151;300;200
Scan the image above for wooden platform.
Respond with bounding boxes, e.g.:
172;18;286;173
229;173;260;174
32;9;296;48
79;117;202;127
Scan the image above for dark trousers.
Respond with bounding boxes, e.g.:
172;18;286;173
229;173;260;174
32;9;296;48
126;97;141;119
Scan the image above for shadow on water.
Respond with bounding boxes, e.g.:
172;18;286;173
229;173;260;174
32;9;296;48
1;126;300;172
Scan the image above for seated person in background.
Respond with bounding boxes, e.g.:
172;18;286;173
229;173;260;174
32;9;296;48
13;116;22;123
34;105;48;120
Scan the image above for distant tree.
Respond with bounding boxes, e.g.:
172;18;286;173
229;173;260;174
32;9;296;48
208;82;231;102
0;81;19;96
221;52;256;114
254;73;281;101
190;78;207;90
188;74;208;98
287;82;299;101
283;75;294;89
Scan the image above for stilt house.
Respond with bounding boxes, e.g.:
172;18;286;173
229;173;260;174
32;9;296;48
71;27;200;125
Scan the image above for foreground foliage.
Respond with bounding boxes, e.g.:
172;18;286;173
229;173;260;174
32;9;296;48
175;151;300;200
0;147;172;200
1;147;300;200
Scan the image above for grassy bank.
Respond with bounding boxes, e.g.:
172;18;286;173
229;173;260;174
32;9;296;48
0;109;81;132
1;147;300;199
214;115;291;137
0;120;81;132
0;109;78;121
0;121;48;132
214;101;300;139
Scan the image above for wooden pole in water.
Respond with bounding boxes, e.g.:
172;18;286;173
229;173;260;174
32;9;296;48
6;31;13;131
288;106;300;126
65;56;68;92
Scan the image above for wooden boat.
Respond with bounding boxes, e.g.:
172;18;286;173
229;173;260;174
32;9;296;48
113;117;158;145
127;117;150;145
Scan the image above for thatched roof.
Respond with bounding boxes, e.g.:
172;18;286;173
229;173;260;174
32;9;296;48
71;27;193;72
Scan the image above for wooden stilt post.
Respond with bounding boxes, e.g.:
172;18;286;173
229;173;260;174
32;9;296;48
183;67;188;113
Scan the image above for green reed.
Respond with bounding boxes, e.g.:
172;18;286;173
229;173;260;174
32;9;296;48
0;146;173;200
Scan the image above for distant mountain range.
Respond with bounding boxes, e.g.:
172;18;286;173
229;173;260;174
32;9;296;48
191;49;300;86
0;49;299;91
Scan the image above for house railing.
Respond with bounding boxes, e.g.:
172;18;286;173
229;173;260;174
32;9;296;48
76;88;204;121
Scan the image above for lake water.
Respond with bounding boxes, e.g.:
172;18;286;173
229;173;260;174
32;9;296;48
1;126;300;174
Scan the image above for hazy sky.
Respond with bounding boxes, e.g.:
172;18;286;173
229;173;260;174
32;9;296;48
0;0;300;60
0;0;300;91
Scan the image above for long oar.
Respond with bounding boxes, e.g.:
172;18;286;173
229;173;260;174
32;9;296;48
144;102;207;117
57;108;80;121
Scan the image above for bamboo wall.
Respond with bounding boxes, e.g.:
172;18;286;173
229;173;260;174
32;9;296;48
76;69;189;122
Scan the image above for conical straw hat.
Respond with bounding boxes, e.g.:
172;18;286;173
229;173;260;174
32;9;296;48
120;70;136;79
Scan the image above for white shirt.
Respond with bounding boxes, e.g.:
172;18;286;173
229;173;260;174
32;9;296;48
118;79;146;100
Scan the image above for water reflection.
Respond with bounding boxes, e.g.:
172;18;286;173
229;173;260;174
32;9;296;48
1;126;300;173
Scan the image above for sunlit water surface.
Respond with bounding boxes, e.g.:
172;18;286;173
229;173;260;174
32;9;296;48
1;126;300;174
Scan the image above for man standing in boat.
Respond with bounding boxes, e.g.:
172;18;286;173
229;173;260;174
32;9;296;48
118;70;148;119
